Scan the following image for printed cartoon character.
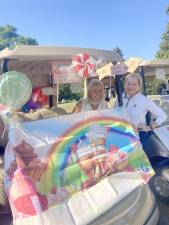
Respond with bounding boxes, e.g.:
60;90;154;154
7;148;48;217
7;140;48;182
74;124;116;189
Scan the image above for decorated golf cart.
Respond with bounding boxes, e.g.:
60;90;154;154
138;60;169;203
0;46;159;225
97;58;169;203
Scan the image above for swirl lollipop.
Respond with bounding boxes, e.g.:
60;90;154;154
72;53;96;78
0;71;32;111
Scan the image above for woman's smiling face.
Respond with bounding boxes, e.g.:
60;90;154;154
88;84;104;104
125;76;140;96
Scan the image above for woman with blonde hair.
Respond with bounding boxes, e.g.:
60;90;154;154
114;73;167;159
72;79;108;113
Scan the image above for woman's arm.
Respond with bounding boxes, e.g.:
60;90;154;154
146;98;167;128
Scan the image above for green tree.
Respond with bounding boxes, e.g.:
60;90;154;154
112;47;124;61
146;79;165;95
59;83;83;102
156;6;169;58
0;24;38;51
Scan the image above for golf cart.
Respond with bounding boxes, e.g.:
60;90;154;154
0;46;159;225
99;59;169;203
138;60;169;203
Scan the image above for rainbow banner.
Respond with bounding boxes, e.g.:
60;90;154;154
4;108;154;225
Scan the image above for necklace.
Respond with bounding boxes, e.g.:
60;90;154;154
125;92;138;108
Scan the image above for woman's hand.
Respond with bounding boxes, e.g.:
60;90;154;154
150;121;158;129
138;123;151;132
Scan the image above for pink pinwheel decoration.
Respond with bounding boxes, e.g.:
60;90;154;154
72;53;96;78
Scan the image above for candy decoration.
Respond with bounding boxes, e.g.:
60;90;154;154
0;71;32;111
72;53;96;78
111;63;128;76
22;87;49;112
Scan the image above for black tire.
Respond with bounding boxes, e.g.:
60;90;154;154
149;168;169;204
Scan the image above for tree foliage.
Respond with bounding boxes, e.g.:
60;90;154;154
0;24;38;51
156;6;169;58
59;83;83;102
112;47;124;61
146;79;165;95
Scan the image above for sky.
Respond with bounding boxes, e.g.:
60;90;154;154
0;0;169;60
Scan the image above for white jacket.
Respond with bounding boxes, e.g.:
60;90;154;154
114;93;167;127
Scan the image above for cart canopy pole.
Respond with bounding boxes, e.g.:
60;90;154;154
140;66;147;96
49;73;53;107
1;58;9;73
112;61;124;107
115;75;123;106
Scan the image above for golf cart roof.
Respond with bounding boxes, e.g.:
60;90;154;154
140;59;169;68
0;45;119;86
138;59;169;79
0;45;121;86
0;45;118;62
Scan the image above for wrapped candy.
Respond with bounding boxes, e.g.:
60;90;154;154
111;63;128;76
0;71;32;111
72;53;96;78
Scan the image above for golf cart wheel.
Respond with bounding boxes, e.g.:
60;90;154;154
149;174;169;203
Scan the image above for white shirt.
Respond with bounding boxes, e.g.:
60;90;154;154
115;93;167;127
80;98;108;112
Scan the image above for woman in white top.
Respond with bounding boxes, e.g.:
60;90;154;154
114;73;167;160
72;79;108;113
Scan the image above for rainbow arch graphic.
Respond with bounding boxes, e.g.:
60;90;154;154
39;116;139;194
